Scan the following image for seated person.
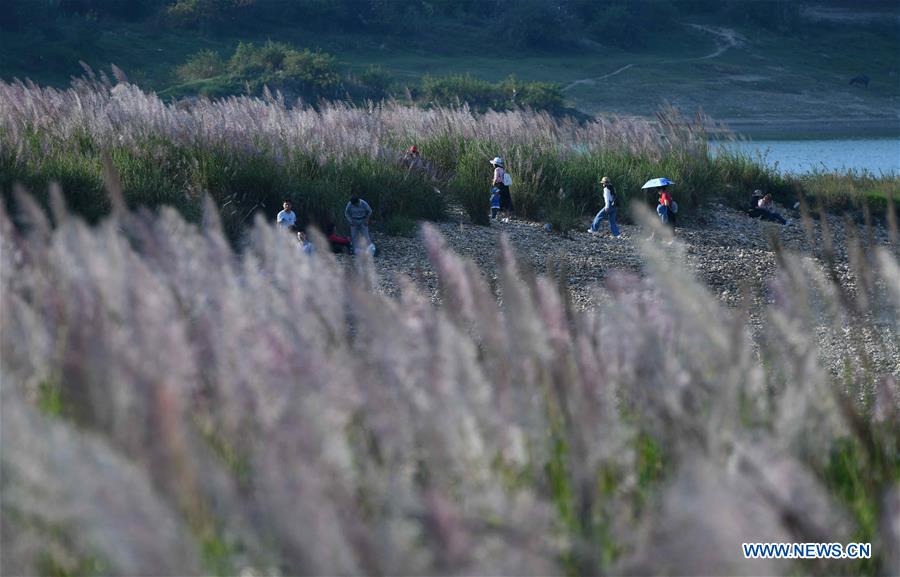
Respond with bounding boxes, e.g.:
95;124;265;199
324;223;352;253
756;193;788;225
748;189;766;218
296;230;315;255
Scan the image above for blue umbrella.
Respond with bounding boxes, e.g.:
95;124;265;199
641;177;674;189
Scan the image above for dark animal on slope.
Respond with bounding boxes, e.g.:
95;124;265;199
849;75;870;88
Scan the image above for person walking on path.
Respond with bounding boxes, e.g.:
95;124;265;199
344;195;373;251
277;200;297;229
490;156;513;221
588;176;620;237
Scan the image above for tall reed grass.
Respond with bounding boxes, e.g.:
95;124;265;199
2;193;898;576
0;75;777;234
798;169;900;216
1;74;894;237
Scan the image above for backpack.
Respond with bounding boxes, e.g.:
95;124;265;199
502;171;512;187
607;187;618;208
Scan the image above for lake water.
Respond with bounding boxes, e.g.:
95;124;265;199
712;138;900;175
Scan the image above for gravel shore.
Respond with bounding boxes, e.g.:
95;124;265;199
336;202;899;375
355;203;887;306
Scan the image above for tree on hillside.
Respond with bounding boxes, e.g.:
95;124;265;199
164;0;257;29
59;0;166;20
717;0;801;33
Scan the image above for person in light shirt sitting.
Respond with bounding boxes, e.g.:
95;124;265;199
757;193;788;225
296;229;314;255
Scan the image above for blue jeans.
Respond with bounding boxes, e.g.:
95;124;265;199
349;222;371;250
590;207;619;236
657;204;669;224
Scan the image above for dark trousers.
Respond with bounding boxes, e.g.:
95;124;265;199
760;209;787;224
497;184;513;212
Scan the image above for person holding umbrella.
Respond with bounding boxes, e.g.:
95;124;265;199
587;176;620;237
641;178;676;227
658;186;676;226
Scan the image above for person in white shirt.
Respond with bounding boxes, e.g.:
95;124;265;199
757;193;787;225
587;176;621;237
276;201;297;229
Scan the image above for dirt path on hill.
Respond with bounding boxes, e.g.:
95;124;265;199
562;64;634;91
562;25;744;92
685;24;745;60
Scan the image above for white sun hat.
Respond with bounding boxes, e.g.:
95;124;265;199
490;156;504;166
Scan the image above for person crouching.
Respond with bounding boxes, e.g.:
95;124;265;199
344;195;373;253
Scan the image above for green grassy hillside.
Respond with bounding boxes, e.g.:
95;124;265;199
1;1;898;135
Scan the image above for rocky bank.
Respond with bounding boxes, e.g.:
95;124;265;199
334;201;899;376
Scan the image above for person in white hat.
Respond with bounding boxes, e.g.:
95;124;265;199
490;156;513;221
587;176;620;237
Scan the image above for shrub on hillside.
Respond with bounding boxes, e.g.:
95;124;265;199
227;41;341;98
354;65;392;101
419;74;564;114
419;74;501;111
501;0;572;51
164;0;256;28
584;1;679;50
176;49;226;82
509;78;565;113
